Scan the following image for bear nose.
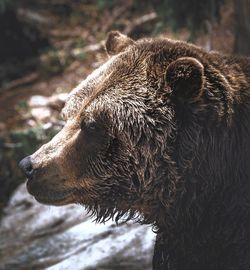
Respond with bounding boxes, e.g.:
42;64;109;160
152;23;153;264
19;156;34;178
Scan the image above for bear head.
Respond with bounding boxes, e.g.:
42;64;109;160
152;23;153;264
19;31;237;225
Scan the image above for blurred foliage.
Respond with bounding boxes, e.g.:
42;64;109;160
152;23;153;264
17;100;29;111
96;0;116;10
151;0;225;36
85;0;225;36
0;125;59;214
40;49;65;75
0;0;49;85
0;0;12;14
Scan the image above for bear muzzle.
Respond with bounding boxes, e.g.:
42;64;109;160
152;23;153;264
19;155;75;205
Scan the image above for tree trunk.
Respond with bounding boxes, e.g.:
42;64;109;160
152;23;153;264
234;0;250;56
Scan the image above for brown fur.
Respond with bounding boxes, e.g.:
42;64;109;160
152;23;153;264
19;32;250;270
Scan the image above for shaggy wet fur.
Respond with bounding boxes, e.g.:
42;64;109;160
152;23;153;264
20;32;250;270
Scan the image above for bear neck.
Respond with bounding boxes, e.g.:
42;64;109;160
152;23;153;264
150;98;250;270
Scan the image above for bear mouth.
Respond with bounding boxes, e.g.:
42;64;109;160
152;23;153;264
33;189;75;206
26;179;75;206
26;175;76;205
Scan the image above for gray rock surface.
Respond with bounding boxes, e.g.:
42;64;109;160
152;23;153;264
0;184;155;270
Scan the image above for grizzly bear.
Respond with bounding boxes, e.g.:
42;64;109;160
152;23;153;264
19;31;250;270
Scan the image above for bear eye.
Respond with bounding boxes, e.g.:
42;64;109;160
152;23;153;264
80;120;98;134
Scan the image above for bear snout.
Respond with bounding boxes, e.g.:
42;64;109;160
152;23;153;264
19;155;75;205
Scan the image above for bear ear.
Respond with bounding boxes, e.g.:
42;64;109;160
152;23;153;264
165;57;205;104
105;31;135;56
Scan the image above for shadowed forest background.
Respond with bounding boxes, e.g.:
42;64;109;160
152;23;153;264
0;0;249;269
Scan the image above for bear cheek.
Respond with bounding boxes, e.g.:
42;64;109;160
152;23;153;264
61;131;99;182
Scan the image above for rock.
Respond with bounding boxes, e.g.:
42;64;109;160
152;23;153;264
28;94;67;111
29;95;49;107
47;93;68;111
31;107;51;122
28;94;67;124
0;184;155;270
